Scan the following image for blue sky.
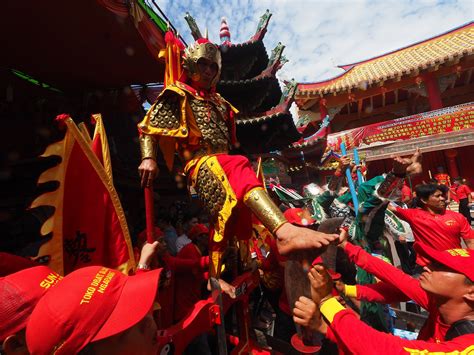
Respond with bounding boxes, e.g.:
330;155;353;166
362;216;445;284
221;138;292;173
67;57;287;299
150;0;472;84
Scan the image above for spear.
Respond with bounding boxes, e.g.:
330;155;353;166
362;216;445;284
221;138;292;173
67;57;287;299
341;143;359;215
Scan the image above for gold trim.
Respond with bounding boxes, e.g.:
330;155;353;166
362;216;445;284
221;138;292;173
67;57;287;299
30;117;135;275
244;188;287;234
78;122;92;144
139;134;158;160
203;156;238;243
92;114;114;184
138;85;188;138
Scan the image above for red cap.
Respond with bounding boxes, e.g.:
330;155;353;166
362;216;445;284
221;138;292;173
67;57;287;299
188;223;209;240
0;266;62;341
0;252;40;277
327;269;342;280
26;266;162;354
138;226;164;245
414;243;474;281
311;257;341;280
283;208;316;226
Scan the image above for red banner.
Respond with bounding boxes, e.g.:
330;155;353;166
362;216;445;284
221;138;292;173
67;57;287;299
326;103;474;152
30;115;135;275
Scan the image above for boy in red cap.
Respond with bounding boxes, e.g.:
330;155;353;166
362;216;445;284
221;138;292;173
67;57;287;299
0;266;62;354
294;243;474;353
26;266;162;354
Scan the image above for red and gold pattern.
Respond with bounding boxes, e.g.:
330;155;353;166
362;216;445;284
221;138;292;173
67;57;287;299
30;115;135;275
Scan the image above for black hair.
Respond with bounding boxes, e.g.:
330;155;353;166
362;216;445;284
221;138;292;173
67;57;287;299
415;183;447;205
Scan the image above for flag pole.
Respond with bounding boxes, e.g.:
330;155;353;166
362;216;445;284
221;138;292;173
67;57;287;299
341;143;359;215
145;185;155;243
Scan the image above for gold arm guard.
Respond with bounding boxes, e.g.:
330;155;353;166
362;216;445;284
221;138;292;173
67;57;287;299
139;134;158;160
244;188;287;234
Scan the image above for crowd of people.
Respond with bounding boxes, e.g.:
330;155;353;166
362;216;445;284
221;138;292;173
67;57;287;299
1;149;474;354
1;31;474;354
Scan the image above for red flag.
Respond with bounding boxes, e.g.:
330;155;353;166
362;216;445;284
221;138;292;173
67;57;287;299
30;115;135;275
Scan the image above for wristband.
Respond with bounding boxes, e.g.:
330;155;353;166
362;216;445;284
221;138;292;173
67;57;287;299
137;263;150;270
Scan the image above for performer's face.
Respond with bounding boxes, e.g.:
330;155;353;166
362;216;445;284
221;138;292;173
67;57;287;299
193;58;218;89
421;189;446;213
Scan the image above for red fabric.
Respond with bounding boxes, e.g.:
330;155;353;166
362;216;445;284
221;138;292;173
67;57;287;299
188;223;209;240
283;208;316;226
0;266;61;341
273;243;291;315
434;173;451;186
138;227;164;245
173;243;205;322
344;243;448;342
394;207;474;264
414;243;474;281
26;266;161;354
401;183;412;202
212;154;263;247
450;184;471;201
355;282;410;304
329;309;474;354
62;140;131;274
0;252;39;277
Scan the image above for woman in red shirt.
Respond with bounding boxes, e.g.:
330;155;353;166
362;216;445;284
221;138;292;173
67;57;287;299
451;177;472;224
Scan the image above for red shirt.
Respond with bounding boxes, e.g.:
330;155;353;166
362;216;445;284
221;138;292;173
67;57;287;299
326;308;474;354
344;243;448;342
173;243;206;322
451;184;471;201
394;207;474;263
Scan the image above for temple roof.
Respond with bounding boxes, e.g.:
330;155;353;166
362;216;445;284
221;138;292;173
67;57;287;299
297;22;474;97
236;100;301;154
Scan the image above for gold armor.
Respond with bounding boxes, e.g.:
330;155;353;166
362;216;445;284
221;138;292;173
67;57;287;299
138;83;237;169
244;188;287;234
195;161;227;218
189;97;231;151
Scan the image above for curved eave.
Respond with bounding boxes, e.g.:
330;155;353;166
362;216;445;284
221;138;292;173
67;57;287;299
296;22;474;97
338;21;473;69
217;76;281;113
282;137;327;159
220;40;269;80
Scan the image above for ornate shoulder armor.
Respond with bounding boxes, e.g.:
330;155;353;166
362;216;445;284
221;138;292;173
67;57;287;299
138;86;189;138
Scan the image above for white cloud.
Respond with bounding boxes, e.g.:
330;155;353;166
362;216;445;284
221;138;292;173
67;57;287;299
151;0;472;84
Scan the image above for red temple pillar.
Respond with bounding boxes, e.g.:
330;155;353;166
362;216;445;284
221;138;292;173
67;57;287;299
423;73;443;110
319;99;328;119
445;149;459;178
